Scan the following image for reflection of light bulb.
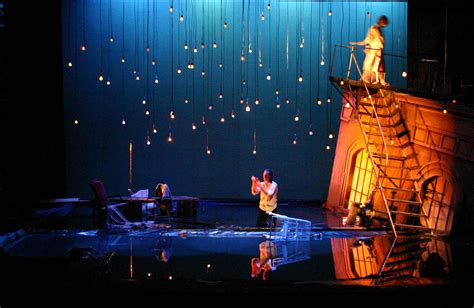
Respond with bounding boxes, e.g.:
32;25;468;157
329;132;334;139
298;75;304;83
192;123;197;130
245;104;251;112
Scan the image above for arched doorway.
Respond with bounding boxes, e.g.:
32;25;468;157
345;148;376;209
422;176;456;234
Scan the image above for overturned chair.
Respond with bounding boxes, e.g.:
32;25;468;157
90;180;133;226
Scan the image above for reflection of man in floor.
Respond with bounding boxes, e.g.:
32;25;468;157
153;236;172;262
251;240;277;280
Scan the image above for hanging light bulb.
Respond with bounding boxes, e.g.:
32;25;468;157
212;42;217;48
202;116;207;125
293;134;298;145
245;104;251;112
201;42;205;49
443;108;448;114
219;62;223;68
170;110;175;119
452;99;457;104
259;62;263;68
206;148;211;155
146;136;151;145
169;6;174;13
242;79;246;85
261;13;265;21
67;60;73;68
308;129;314;136
106;79;111;86
320;59;325;66
240;54;246;61
184;98;189;104
145;109;150;116
224;22;228;28
231;111;236;118
201;70;206;76
367;11;371;18
153;127;158;134
193;46;198;53
275;89;279;96
253;148;257;155
240;98;244;104
184;43;188;50
327;97;332;103
74;119;79;125
154;78;159;84
136;74;140;81
179;14;184;22
267;3;271;10
146;46;150;53
285;98;290;104
177;67;182;74
220;116;225;123
98;74;104;81
276;102;281;109
294;113;300;122
402;70;407;78
339;80;344;85
390;137;394;144
317;98;322;105
208;104;213;110
167;133;173;143
326;144;331;151
345;102;351;108
329;132;334;139
328;10;333;16
187;63;195;69
121;57;126;64
151;59;156;65
248;47;253;54
298;75;304;83
80;44;87;51
255;99;260;105
121;118;126;125
133;68;137;74
266;73;271;81
218;93;223;99
300;42;304;49
192;123;197;130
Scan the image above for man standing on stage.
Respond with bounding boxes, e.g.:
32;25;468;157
251;169;279;228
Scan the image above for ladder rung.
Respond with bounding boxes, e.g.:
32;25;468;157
395;223;432;231
382;186;419;193
359;111;391;118
359;102;387;108
361;119;404;128
390;210;426;217
368;142;403;148
382;176;418;181
382;265;416;276
372;153;406;161
394;238;431;248
387;198;422;205
385;259;418;267
376;164;417;170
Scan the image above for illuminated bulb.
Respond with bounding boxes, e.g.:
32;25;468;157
240;98;244;104
219;62;223;68
231;111;236;118
136;75;140;81
261;13;265;21
329;132;334;139
245;104;251;112
242;79;246;85
452;99;457;104
218;93;223;99
146;138;151;146
276;102;281;109
326;144;331;151
184;98;189;104
294;114;300;122
154;78;159;84
208;104;213;110
328;10;333;16
179;15;184;22
368;95;372;99
207;264;211;269
285;98;290;104
253;149;257;155
201;42;205;49
98;74;104;81
345;102;351;108
240;54;246;61
170;111;175;119
259;62;263;68
339;80;344;85
193;47;198;53
169;6;174;13
146;46;150;53
327;97;332;103
106;80;111;86
74;119;79;125
298;75;304;83
320;59;325;66
151;59;156;65
67;60;73;68
167;133;173;143
248;47;253;54
220;116;225;123
80;45;87;51
202;117;207;125
275;89;279;95
187;63;195;70
212;42;217;48
390;138;394;144
177;67;182;74
184;43;188;50
317;98;322;105
145;110;150;116
153;127;158;134
168;276;173;280
192;123;197;130
206;148;211;155
266;73;271;81
402;70;407;78
300;43;304;48
147;273;152;277
255;99;260;105
396;104;399;108
224;22;228;28
443;108;447;114
122;119;126;125
201;70;206;76
267;3;271;10
293;136;298;145
363;97;367;102
142;99;147;105
121;57;126;64
367;12;371;18
308;129;314;136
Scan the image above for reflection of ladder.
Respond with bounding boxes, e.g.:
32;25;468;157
332;46;433;238
377;235;431;282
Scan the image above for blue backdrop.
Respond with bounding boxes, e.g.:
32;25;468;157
62;0;407;199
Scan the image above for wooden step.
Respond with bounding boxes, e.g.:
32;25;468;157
395;223;432;231
390;248;425;258
382;176;418;181
382;186;419;193
365;131;409;138
382;265;416;276
359;102;389;108
376;164;417;170
361;119;404;127
394;238;431;248
390;210;426;217
386;198;423;205
359;111;392;118
368;141;412;149
372;153;406;161
385;259;419;268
